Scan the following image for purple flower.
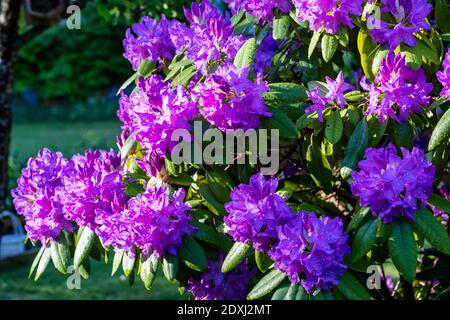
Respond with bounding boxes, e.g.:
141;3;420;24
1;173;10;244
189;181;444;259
293;0;364;34
98;184;194;258
360;53;433;123
268;211;350;293
253;33;279;74
11;149;73;245
431;183;449;222
197;64;270;131
224;0;291;24
351;144;435;224
437;49;450;99
123;15;175;71
186;255;256;300
170;1;246;75
224;173;293;252
118;75;198;157
367;0;432;51
63;150;127;231
305;71;353;121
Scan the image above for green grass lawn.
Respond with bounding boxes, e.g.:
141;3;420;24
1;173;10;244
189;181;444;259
1;119;185;300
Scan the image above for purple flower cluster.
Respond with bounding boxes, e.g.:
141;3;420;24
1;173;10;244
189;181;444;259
123;15;175;70
197;64;270;131
170;1;246;74
253;33;279;74
268;212;350;292
11;149;73;245
187;255;256;300
360;53;433;123
224;0;291;24
118;75;198;157
224;173;292;252
63;150;127;231
293;0;363;34
225;173;350;292
97;184;194;258
367;0;432;51
437;49;450;99
306;71;353;121
351;144;435;224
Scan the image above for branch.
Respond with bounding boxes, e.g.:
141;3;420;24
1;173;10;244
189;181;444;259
13;0;87;50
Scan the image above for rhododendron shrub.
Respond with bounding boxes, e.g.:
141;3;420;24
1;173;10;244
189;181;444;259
13;0;450;300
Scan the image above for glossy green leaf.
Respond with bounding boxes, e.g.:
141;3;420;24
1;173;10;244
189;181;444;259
162;254;179;282
50;237;71;274
122;252;136;277
388;220;417;282
140;256;159;290
111;251;123;276
179;236;208;271
74;227;96;269
428;108;450;151
325;111;343;144
411;209;450;255
428;193;450;213
263;83;307;106
321;33;338;62
29;247;45;279
308;31;322;58
261;107;298;139
337;271;371;300
273;15;290;41
255;250;273;273
346;207;370;232
234;38;257;68
247;269;286;300
306;143;333;193
34;247;51;281
435;0;450;34
222;242;251;273
342;118;368;169
350;217;378;263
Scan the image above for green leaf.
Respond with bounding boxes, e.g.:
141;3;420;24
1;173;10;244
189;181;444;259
325;111;343;144
271;282;290;300
137;60;156;78
255;250;273;273
337;272;371;300
198;183;227;216
261;107;298;139
400;40;439;68
35;247;51;281
344;90;365;103
116;72;138;96
234;38;257;68
140;256;159;290
308;31;322;58
357;30;377;80
394;121;414;149
162;254;179;282
263;82;307;106
306;143;333;194
284;283;299;300
179;236;208;271
321;33;338;62
120;136;137;161
206;170;233;204
410;209;450;255
436;0;450;34
222;242;251;273
428;193;450;213
388;220;417;282
342;118;369;169
371;49;388;76
428;108;450;151
247;269;287;300
367;116;388;147
171;65;197;87
50;237;71;274
111;251;123;276
295;286;310;300
350;217;378;263
29;247;45;279
74;227;96;269
191;221;232;252
122;252;136;277
346;207;370;232
273;15;290;41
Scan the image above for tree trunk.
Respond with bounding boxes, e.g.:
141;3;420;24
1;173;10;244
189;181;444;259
0;0;21;211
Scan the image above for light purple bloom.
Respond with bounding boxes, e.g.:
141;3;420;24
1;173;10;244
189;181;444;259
268;211;350;293
11;149;73;245
305;71;353;121
293;0;364;34
97;184;194;258
360;53;433;123
186;255;256;300
437;49;450;99
367;0;432;51
224;0;292;24
170;1;246;74
197;64;270;131
224;173;293;252
118;75;198;157
351;144;435;224
123;15;175;71
63;150;127;231
254;33;279;74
